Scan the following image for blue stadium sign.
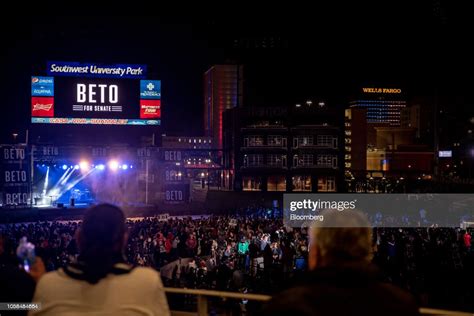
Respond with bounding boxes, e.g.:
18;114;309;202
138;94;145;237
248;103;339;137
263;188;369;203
47;61;147;79
31;76;54;97
140;80;161;99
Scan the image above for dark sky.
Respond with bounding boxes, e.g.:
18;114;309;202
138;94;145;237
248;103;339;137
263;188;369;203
1;2;473;144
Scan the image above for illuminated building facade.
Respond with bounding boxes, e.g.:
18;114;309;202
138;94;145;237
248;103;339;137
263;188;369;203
159;136;221;195
223;103;344;192
350;87;406;126
344;108;367;177
162;136;212;150
204;65;243;149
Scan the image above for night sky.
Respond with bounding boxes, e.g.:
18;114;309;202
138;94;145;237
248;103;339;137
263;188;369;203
1;2;472;144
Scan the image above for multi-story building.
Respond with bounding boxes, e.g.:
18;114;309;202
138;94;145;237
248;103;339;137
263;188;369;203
223;102;344;192
401;105;420;132
344;108;367;177
204;64;244;149
345;94;435;187
366;127;434;178
350;87;406;127
401;101;434;143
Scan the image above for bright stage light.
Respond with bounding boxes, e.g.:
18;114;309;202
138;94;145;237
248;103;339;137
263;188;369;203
62;164;68;170
96;164;105;170
122;164;128;170
79;161;90;171
108;160;119;171
74;165;80;170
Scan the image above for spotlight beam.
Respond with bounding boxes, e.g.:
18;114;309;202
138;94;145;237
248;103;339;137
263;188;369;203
56;167;72;184
48;168;73;195
61;167;76;185
42;166;50;197
56;168;96;198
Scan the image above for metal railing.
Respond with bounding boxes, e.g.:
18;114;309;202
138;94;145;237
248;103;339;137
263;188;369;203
163;287;474;316
165;287;270;316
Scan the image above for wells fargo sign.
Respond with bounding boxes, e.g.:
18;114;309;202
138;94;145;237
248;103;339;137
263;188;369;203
362;88;402;94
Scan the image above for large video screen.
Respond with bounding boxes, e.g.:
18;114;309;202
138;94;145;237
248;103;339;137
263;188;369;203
31;61;161;126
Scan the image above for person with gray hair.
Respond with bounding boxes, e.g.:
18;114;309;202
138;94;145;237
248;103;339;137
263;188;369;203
264;209;420;316
308;210;373;269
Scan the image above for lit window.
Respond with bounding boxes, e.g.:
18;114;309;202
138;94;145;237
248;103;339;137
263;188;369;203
318;176;336;192
292;175;311;191
267;175;286;191
242;177;262;191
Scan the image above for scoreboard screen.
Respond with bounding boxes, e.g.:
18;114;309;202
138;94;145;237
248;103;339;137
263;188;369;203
31;61;161;126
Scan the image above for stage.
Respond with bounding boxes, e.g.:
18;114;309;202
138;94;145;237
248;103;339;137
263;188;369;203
0;204;180;223
0;190;284;223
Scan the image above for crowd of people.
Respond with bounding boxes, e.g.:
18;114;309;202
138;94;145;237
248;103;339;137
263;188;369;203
1;206;474;313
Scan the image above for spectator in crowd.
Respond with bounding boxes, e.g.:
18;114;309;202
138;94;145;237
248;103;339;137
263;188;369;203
464;230;471;251
262;242;273;286
0;232;45;316
29;204;170;316
264;210;420;316
185;233;197;257
260;234;270;251
237;237;249;269
248;237;260;277
1;207;473;312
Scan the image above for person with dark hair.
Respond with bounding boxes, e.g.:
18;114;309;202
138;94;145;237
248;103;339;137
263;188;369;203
29;204;170;316
248;237;259;277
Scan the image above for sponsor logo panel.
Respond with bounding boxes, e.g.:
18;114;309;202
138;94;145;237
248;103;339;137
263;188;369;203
31;97;54;117
140;80;161;99
31;76;54;97
140;99;161;119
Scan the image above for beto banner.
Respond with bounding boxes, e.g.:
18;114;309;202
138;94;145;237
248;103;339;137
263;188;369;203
163;184;189;204
1;145;31;209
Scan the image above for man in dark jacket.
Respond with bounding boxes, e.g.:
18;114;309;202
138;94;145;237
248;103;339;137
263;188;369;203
264;210;420;316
